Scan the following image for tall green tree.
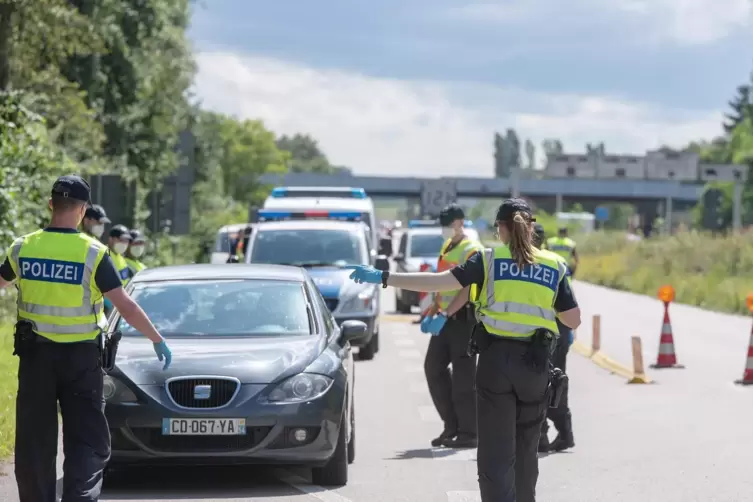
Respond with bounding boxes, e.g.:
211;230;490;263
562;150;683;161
724;83;753;134
276;133;334;173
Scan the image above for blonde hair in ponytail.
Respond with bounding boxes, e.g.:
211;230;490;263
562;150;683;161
508;211;535;268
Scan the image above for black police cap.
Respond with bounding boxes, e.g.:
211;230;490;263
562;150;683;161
533;222;545;236
495;198;535;223
439;203;465;226
109;224;132;240
129;229;145;242
84;204;110;223
51;175;91;204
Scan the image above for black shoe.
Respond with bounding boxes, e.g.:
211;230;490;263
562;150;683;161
549;433;574;452
442;434;477;448
538;435;550;453
431;429;457;447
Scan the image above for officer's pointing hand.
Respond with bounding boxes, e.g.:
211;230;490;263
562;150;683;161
153;341;172;370
427;313;447;336
347;265;383;285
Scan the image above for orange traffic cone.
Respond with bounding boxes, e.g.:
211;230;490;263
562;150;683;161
650;302;685;369
734;324;753;385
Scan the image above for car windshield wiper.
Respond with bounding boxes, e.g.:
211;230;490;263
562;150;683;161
291;261;350;268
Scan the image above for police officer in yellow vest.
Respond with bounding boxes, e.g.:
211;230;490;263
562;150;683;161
125;229;148;276
0;175;172;502
533;224;575;453
107;224;133;285
348;198;581;502
421;203;484;448
545;227;578;277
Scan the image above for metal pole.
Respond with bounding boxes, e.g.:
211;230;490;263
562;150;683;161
665;194;673;235
733;181;743;232
555;193;563;213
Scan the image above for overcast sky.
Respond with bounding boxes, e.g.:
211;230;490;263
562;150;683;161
189;0;753;177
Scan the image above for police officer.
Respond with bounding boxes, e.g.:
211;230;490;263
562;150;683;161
348;198;581;502
125;229;148;275
81;204;110;240
422;203;484;448
107;224;133;285
545;227;579;278
533;224;575;453
0;175;173;502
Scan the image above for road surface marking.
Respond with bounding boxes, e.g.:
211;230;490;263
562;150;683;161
431;447;477;461
399;349;423;359
418;405;441;422
394;338;416;347
571;339;636;380
447;490;482;501
402;365;424;373
277;470;354;502
381;314;418;323
410;381;426;393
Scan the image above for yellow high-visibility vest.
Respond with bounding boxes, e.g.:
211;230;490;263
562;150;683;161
545;236;576;266
472;245;566;339
110;252;131;285
436;238;484;311
125;257;146;275
7;230;109;343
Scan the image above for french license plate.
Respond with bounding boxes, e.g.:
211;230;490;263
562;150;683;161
161;418;246;436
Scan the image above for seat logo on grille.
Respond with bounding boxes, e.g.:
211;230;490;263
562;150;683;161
193;384;212;400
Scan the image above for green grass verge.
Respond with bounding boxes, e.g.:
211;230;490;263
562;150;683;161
576;230;753;315
0;322;16;460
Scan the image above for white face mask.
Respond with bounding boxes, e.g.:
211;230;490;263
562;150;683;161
441;227;455;240
113;242;129;255
129;245;145;258
91;224;105;238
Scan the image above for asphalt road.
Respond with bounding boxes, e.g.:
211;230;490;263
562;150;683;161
2;281;753;500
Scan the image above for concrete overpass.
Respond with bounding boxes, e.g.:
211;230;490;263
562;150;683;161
259;172;704;215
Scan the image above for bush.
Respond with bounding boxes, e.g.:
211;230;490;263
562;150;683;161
0;321;16;459
576;230;753;314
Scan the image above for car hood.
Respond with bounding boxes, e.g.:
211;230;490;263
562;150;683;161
114;335;324;385
305;267;359;299
406;257;437;271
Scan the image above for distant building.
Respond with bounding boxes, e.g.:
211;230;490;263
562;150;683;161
544;149;747;182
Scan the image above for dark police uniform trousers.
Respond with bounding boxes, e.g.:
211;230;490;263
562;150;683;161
542;320;571;441
16;336;110;502
475;331;549;502
424;308;477;437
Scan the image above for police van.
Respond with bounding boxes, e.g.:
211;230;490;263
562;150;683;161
393;219;479;314
263;187;380;258
245;209;386;360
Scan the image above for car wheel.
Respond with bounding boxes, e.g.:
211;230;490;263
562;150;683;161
312;414;348;487
358;333;377;360
347;400;355;464
396;291;411;314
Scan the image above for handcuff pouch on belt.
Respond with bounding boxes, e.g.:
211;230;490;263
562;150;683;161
548;366;568;409
12;320;36;357
102;330;122;373
522;328;557;372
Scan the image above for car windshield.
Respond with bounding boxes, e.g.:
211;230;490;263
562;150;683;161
116;279;312;336
250;228;366;266
409;234;445;258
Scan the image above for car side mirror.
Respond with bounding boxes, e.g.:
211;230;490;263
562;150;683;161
374;256;389;272
340;320;368;345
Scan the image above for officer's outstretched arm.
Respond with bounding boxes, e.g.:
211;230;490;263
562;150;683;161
387;270;461;293
105;287;165;344
557;307;581;329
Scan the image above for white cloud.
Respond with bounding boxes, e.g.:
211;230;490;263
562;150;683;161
444;0;753;45
193;51;724;177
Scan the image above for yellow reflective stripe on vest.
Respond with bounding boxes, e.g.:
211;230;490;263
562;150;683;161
474;247;565;338
437;239;484;310
8;230;108;342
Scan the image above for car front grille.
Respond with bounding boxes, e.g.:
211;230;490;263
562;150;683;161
324;298;339;311
166;377;239;409
130;426;272;453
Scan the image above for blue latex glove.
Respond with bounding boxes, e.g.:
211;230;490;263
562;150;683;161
348;265;383;285
104;297;113;311
420;315;433;333
153;341;172;370
568;330;574;346
427;313;447;336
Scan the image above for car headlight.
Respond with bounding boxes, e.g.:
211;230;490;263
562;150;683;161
338;285;376;314
103;375;138;403
264;373;334;404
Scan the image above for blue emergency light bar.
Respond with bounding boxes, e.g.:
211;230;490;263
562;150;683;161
269;187;367;199
408;220;439;228
257;209;363;222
